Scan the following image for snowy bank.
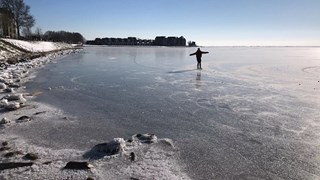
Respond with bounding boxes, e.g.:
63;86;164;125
1;38;74;53
0;38;78;61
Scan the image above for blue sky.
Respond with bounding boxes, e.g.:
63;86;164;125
25;0;320;46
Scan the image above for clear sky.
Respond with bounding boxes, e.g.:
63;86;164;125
24;0;320;46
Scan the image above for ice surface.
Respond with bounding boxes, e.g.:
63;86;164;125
3;46;320;179
0;46;190;179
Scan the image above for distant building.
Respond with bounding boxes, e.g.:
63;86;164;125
0;8;17;39
127;37;137;45
154;36;186;46
86;36;187;46
154;36;167;46
188;41;197;47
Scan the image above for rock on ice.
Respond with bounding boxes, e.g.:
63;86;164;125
0;117;11;124
95;138;126;155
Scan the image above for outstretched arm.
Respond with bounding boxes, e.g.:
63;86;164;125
201;51;209;54
189;52;196;56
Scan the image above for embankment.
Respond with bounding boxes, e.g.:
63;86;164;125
0;38;80;64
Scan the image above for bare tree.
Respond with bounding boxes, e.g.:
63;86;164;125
21;27;31;39
34;27;42;40
0;0;35;39
21;12;35;40
23;12;35;32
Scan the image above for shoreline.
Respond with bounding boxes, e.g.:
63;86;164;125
0;46;190;179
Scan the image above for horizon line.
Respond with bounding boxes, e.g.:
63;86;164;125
200;45;320;47
84;44;320;48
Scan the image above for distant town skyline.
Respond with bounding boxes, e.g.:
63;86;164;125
25;0;320;46
87;36;188;46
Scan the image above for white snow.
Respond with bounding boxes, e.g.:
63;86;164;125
0;40;23;60
0;38;76;61
2;38;73;53
0;132;190;180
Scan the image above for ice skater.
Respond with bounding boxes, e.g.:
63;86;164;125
190;48;209;69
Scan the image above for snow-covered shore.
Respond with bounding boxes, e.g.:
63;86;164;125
0;38;81;111
0;40;190;179
1;38;76;53
0;38;78;62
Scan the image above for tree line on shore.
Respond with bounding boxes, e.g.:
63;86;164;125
42;31;85;44
0;0;85;44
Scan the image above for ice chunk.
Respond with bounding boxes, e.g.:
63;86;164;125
5;102;20;111
6;94;26;102
0;83;7;89
96;138;126;154
0;99;8;107
83;138;127;159
133;133;158;144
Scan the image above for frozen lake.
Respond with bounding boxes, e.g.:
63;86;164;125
18;46;320;179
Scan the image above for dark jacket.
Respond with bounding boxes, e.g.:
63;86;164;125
190;49;209;60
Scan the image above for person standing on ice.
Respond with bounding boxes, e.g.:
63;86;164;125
190;48;209;69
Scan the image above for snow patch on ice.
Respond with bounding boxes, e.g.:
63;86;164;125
0;133;190;180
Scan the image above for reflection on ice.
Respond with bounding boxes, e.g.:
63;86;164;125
168;69;198;74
